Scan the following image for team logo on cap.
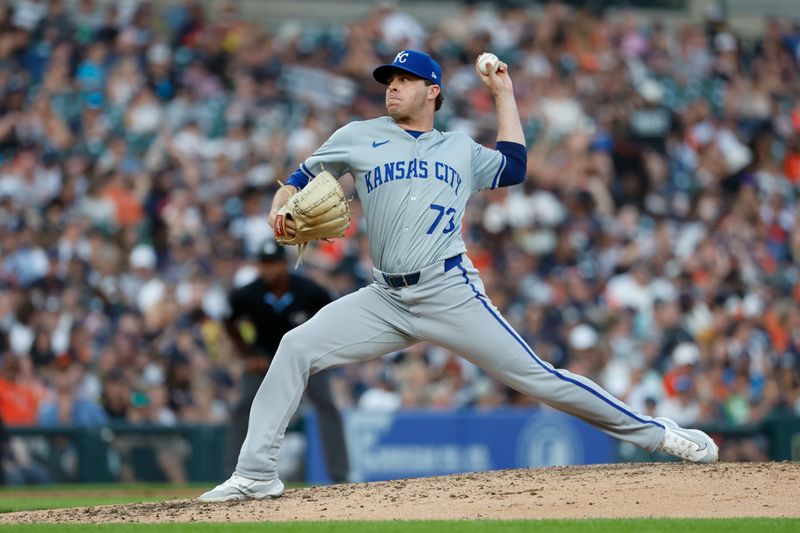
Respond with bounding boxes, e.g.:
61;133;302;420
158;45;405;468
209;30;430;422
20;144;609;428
394;51;409;63
431;72;437;79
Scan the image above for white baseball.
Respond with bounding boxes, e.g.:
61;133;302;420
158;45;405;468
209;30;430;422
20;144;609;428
477;52;500;75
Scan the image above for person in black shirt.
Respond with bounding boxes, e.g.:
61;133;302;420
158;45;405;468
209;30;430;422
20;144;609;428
223;240;349;483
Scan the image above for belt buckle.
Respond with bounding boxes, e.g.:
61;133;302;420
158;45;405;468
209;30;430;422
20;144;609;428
386;273;408;288
383;272;416;288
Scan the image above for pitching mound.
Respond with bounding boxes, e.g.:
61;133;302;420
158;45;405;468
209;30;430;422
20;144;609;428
2;462;798;523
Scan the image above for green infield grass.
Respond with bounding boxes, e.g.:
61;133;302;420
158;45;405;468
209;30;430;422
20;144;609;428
0;519;798;532
0;483;208;512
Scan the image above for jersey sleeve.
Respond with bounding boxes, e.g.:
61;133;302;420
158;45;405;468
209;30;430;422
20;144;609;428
298;124;353;182
470;138;507;192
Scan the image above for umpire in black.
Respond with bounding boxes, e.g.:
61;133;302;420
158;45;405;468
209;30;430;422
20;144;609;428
223;240;349;483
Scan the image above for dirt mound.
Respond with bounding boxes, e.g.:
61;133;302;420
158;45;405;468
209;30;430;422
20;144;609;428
2;462;798;523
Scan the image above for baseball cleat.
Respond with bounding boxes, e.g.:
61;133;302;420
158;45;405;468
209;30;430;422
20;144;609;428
657;417;719;463
198;473;285;502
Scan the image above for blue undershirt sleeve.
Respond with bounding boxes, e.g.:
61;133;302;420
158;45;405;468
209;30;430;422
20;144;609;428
495;141;527;187
286;167;311;189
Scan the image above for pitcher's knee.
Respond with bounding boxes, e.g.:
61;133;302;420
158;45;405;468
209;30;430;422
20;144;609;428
275;329;316;368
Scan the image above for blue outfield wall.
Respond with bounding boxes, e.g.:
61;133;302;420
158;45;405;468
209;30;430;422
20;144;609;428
305;407;614;483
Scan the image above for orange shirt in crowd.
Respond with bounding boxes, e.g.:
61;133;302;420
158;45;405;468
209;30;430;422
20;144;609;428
0;377;40;426
784;152;800;184
103;185;143;227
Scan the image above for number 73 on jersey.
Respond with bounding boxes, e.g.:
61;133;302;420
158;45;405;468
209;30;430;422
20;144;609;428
427;203;457;235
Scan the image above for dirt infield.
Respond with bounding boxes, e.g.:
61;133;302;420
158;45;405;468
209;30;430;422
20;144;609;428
1;462;798;523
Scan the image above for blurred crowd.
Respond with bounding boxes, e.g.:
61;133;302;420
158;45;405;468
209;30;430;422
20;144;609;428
1;0;800;473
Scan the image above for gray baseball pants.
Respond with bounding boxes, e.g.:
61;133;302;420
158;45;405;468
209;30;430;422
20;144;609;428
226;370;349;482
236;254;666;480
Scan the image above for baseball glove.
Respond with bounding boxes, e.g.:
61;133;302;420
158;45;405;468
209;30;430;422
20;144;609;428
273;170;351;263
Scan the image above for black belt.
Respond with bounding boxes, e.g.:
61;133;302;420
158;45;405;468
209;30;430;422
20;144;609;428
382;254;463;288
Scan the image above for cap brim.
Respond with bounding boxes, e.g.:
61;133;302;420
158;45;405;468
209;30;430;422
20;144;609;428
373;64;428;85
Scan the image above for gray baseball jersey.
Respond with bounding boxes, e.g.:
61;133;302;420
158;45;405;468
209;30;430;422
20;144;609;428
298;117;505;273
233;117;668;482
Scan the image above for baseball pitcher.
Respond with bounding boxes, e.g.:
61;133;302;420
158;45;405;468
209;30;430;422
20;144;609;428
200;50;718;502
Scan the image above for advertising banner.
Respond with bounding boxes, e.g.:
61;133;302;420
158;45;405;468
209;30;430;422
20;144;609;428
305;407;614;483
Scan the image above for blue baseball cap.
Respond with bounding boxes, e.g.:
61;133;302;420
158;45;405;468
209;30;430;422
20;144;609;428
373;50;442;88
